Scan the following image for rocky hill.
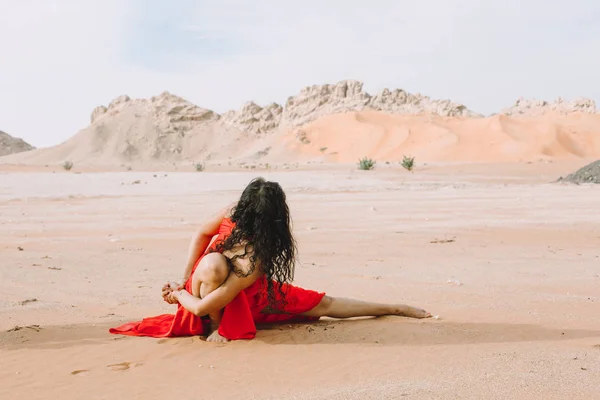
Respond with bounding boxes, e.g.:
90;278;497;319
0;131;34;157
559;159;600;184
501;97;596;116
221;80;479;135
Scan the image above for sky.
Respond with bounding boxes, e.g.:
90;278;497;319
1;0;599;147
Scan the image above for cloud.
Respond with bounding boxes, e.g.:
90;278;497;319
1;0;599;147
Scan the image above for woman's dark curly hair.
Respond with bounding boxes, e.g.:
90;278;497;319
212;177;296;308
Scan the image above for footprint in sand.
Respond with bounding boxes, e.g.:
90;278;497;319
71;370;91;376
107;362;142;371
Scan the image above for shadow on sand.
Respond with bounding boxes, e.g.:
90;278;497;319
255;317;600;346
2;317;600;350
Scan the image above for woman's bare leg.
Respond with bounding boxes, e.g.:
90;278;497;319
190;253;230;342
301;296;431;319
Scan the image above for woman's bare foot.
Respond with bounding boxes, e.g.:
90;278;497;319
206;330;229;343
396;305;432;319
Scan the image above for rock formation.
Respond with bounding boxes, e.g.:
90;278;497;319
501;97;596;116
558;160;600;184
220;80;480;134
0;131;34;157
220;102;283;135
1;92;231;165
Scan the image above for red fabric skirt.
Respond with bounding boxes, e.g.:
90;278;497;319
109;218;325;340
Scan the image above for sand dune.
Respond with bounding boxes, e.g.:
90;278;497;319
278;111;600;163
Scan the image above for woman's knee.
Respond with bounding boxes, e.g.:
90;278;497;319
310;295;333;316
194;253;229;283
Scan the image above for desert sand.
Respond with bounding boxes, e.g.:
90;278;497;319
1;161;599;400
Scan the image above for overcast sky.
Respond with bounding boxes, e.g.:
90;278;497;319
1;0;599;147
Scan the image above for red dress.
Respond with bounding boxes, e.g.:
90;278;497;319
109;218;326;340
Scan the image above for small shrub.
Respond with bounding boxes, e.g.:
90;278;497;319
194;163;205;172
401;155;415;171
357;157;376;170
296;131;310;144
62;161;73;171
319;147;328;153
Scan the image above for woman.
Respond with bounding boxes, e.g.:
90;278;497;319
110;177;431;343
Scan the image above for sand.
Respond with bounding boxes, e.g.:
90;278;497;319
279;112;600;164
1;161;599;399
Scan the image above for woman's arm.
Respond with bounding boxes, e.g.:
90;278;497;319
178;203;235;285
171;265;261;316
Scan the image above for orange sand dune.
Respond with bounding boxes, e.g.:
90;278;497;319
276;111;600;163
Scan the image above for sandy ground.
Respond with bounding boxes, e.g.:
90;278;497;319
1;162;599;400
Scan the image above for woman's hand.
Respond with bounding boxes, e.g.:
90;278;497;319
166;289;185;304
162;281;184;304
